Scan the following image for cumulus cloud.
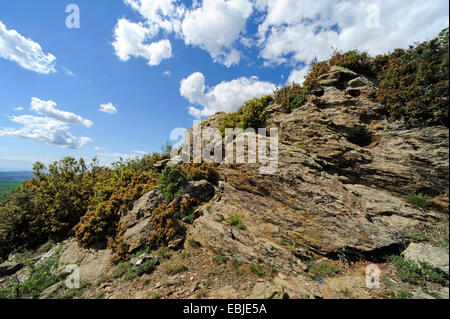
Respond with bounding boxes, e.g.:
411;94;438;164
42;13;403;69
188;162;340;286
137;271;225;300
0;20;56;74
180;72;275;118
0;98;93;149
181;0;253;67
115;0;254;67
99;102;118;115
287;66;311;86
257;0;449;69
112;18;172;66
0;115;92;149
125;0;185;35
30;97;93;127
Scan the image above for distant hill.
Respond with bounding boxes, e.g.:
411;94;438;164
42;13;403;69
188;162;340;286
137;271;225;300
0;171;34;182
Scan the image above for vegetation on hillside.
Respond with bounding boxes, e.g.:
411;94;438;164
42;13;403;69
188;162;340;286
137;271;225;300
268;27;449;126
219;95;273;136
0;29;448;262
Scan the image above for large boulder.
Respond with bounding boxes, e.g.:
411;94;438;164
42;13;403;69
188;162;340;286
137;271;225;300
58;239;112;282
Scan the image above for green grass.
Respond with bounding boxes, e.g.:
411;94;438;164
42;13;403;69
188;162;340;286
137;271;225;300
388;255;448;286
250;263;266;277
214;254;227;265
0;181;21;201
407;232;429;242
188;237;198;248
394;289;413;299
226;214;246;230
232;258;243;270
112;258;158;281
406;193;430;209
305;260;340;280
0;255;63;299
151;291;162;299
296;141;308;150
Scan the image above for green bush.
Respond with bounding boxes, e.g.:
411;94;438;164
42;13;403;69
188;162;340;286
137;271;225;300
290;86;310;110
219;95;273;135
376;29;449;126
273;83;303;111
157;165;189;202
304;50;375;88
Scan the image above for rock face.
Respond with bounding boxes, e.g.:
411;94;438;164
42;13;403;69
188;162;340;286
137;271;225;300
120;180;214;253
58;239;112;281
0;260;23;277
402;243;449;274
120;189;165;253
189;66;449;271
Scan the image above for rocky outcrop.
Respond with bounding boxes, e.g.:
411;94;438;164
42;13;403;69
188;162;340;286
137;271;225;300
58;239;112;282
120;189;165;253
190;66;449;267
120;180;215;253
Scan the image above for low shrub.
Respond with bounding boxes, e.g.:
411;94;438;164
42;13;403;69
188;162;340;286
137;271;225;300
219;95;273;135
182;163;220;185
226;214;246;230
405;193;430;209
250;263;266;277
157;165;189;202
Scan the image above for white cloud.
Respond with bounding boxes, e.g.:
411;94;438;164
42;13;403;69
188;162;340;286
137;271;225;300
163;70;171;76
124;0;185;35
287;66;310;85
99;102;118;115
94;146;107;151
0;98;93;149
96;152;142;165
30;97;93;127
256;0;449;68
116;0;254;67
63;67;76;77
0;115;92;149
181;0;253;67
180;71;275;118
112;18;173;66
0;20;56;74
14;106;24;111
132;150;148;155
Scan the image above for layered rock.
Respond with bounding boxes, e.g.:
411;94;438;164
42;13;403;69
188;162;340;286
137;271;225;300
188;66;449;271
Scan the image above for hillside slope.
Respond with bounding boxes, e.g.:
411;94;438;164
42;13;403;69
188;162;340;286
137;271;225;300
1;66;448;300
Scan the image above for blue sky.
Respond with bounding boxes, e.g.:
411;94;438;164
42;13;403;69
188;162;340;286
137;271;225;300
0;0;448;171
